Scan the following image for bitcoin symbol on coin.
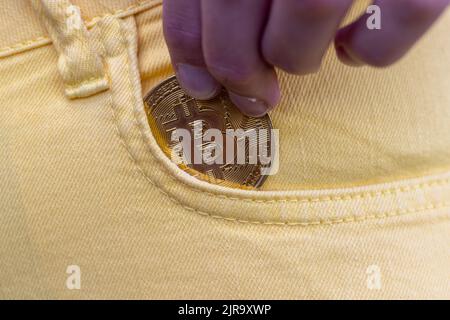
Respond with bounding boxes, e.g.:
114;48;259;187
143;76;275;188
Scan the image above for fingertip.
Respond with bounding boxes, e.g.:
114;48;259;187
176;63;221;100
335;43;364;67
228;92;271;117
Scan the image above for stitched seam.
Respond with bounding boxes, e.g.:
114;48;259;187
131;81;450;203
130;78;450;202
84;0;157;26
131;21;450;204
136;119;450;203
65;77;107;89
0;0;160;57
103;17;450;226
80;5;450;204
6;1;450;204
0;36;50;53
178;203;450;226
148;176;450;204
115;100;450;226
113;91;450;226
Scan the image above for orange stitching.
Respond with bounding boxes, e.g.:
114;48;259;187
137;116;450;203
65;76;107;89
184;202;450;226
0;36;50;53
102;17;450;227
7;0;447;204
128;16;450;204
115;91;450;226
178;179;450;204
134;124;450;203
105;11;450;204
125;54;450;203
108;18;450;225
85;0;159;26
71;7;450;205
0;0;160;57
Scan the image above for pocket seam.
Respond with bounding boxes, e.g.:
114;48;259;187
0;0;161;59
107;15;450;226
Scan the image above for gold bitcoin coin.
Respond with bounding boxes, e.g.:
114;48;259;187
143;76;274;189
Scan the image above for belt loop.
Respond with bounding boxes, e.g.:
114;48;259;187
30;0;109;99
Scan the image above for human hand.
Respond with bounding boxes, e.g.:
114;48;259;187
163;0;449;116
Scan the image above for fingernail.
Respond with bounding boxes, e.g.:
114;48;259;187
228;92;270;117
176;64;220;100
336;45;363;67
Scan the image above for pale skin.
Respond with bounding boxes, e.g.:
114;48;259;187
163;0;450;117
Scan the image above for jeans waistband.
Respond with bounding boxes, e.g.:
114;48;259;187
0;0;158;58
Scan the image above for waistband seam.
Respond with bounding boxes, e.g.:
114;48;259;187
0;0;161;59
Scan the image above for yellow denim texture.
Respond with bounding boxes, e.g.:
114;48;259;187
0;0;449;299
30;0;110;98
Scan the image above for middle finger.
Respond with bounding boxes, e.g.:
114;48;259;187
202;0;280;117
262;0;354;74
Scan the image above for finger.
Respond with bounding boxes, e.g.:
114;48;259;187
163;0;220;99
263;0;354;74
335;0;450;67
201;0;280;117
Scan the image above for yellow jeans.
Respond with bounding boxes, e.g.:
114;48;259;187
0;0;449;299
